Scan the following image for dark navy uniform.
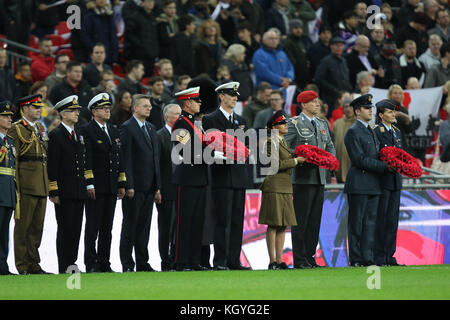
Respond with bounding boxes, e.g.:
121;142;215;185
81;93;126;272
373;99;403;266
0;101;16;275
172;87;208;271
344;94;387;266
48;96;87;274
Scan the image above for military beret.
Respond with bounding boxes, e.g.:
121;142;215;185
88;93;112;111
267;110;288;129
350;94;373;109
16;94;46;108
0;100;13;115
215;81;240;96
297;90;318;103
375;99;399;110
54;95;82;112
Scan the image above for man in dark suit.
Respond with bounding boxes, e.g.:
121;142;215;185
344;94;394;267
202;82;252;271
81;93;127;273
119;94;161;272
48;95;88;274
373;99;404;267
156;103;181;271
0;101;16;275
285;90;335;269
171;86;209;271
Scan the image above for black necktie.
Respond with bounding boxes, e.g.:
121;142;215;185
311;120;317;133
142;125;151;140
102;126;111;144
229;115;233;127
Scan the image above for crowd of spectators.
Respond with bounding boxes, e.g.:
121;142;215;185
1;0;450;174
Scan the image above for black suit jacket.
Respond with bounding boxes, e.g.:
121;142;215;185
47;124;88;200
344;120;386;195
345;50;380;88
202;108;251;189
80;120;126;195
374;124;403;191
157;125;176;200
120;116;161;193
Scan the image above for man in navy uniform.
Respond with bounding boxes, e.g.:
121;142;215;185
373;99;404;266
81;93;127;273
285;90;335;269
119;94;161;272
171;86;209;271
202;81;252;271
344;94;394;267
0;101;16;275
48;95;87;274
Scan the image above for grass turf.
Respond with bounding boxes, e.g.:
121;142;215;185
0;265;449;300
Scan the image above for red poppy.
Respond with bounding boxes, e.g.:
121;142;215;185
204;131;249;162
294;144;339;171
379;146;422;178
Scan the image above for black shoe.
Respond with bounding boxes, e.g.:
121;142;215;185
388;262;406;266
191;264;210;271
136;265;155;272
0;271;16;275
175;266;192;271
19;270;30;275
268;262;279;270
86;267;100;273
294;262;313;269
277;262;289;269
30;269;52;275
99;265;114;273
122;267;134;272
213;265;229;271
350;262;366;267
228;264;252;270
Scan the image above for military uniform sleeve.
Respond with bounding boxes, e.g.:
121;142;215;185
47;130;60;197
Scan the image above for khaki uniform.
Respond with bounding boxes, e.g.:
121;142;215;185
8;119;49;274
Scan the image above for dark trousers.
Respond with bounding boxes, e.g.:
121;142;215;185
55;199;85;274
174;185;206;268
0;207;13;274
347;194;380;265
120;191;154;271
292;184;324;266
212;188;245;268
375;189;401;265
84;194;117;270
156;199;176;270
14;195;46;273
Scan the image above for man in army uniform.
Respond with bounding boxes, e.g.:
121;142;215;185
373;99;404;266
81;93;126;273
0;101;16;275
48;95;88;274
285;90;336;269
9;94;50;275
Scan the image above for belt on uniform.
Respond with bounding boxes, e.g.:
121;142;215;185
19;156;46;162
0;167;15;176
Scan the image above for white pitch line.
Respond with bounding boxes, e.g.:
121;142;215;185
399;219;450;226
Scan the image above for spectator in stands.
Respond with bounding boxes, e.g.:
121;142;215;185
221;44;253;101
157;0;179;59
93;70;117;104
215;65;231;85
428;8;450;43
31;37;54;83
80;0;119;65
354;2;369;34
282;19;311;90
14;61;32;99
194;20;226;79
158;59;177;103
380;3;395;40
374;40;402;89
117;60;145;95
424;0;440;29
399;40;426;87
110;90;132;127
396;12;430;57
0;48;17;103
48;61;94;125
333;98;355;183
252;29;294;91
122;0;140;20
337;10;360;51
289;0;316;38
45;54;71;94
424;42;450;88
124;0;159;77
215;0;249;46
235;22;260;68
33;0;60;38
29;81;54;130
330;91;352;128
419;34;443;71
176;75;192;92
186;0;213;27
345;35;384;89
314;36;353;113
171;14;196;77
242;81;272;128
396;0;423;28
147;76;165;130
369;25;385;58
265;0;294;36
253;89;284;130
307;24;332;76
406;77;422;89
355;71;374;95
83;43;112;88
234;0;266;42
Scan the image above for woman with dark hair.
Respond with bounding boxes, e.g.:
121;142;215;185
259;110;305;270
109;90;132;127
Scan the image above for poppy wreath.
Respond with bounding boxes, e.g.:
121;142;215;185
294;144;339;171
379;146;422;178
204;130;249;162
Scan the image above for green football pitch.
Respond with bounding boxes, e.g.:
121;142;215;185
1;265;449;300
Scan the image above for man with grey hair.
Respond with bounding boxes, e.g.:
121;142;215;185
356;70;374;94
119;94;161;272
419;34;443;71
406;77;421;89
156;103;181;271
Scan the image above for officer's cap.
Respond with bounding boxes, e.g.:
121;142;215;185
267;110;288;129
175;86;201;102
16;94;46;109
350;94;373;109
54;95;82;112
375;99;399;110
88;93;112;111
0;100;14;116
215;82;240;96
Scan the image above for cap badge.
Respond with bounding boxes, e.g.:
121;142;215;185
102;94;108;101
72;98;78;105
368;96;372;103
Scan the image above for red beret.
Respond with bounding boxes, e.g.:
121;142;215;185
297;90;318;103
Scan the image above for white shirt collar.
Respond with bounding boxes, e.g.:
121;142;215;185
382;122;392;131
61;121;74;133
219;106;233;120
95;119;108;131
165;124;172;134
357;118;369;128
0;132;5;140
133;114;146;128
